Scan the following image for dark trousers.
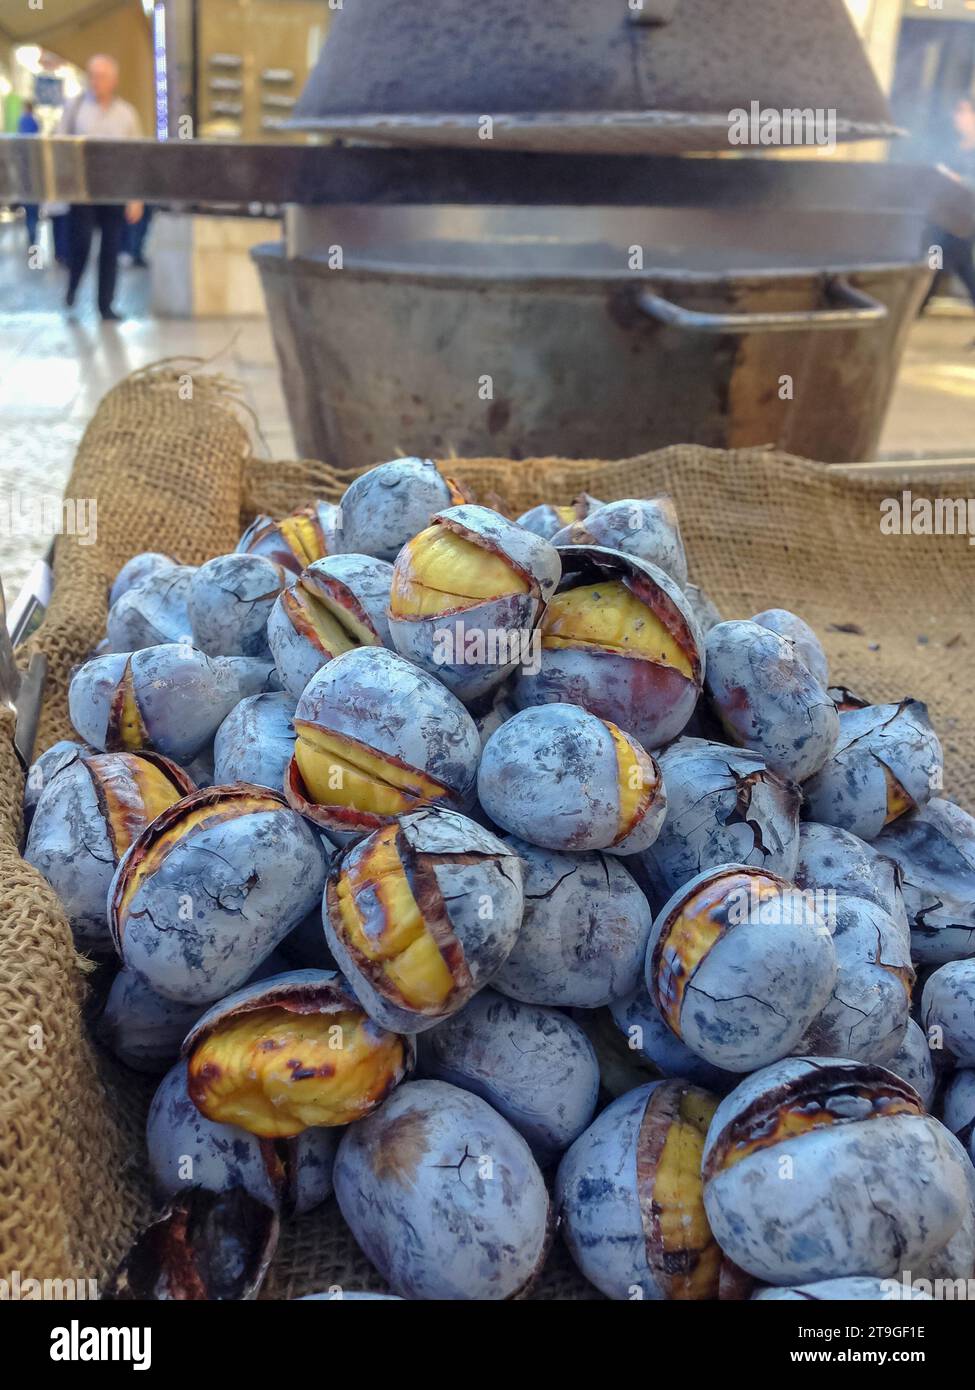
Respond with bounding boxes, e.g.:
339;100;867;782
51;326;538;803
923;230;975;311
23;205;39;246
67;204;125;314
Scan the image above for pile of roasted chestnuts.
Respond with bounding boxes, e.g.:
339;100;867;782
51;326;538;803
23;457;975;1302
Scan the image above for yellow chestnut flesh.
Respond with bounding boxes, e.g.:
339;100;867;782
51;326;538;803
294;725;450;816
188;1005;406;1137
541;580;693;679
117;792;279;916
883;764;915;825
390;525;528;619
115;666;146;751
279;512;326;568
335;824;456;1011
650;1088;721;1300
607;720;657;842
655;871;781;1034
101;757;186;858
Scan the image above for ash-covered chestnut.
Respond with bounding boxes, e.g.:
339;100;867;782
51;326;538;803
147;1059;336;1215
639;738;801;903
647;864;837;1072
609;988;737;1092
795;822;908;928
267;554;393;699
99;969;205;1073
218;655;282;699
110;784;329;1003
69;644;240;763
701;1057;974;1285
800;893;913;1065
922;960;975;1067
515;494;601;542
324;808;523;1034
333;1079;550;1299
514;546;703;752
417;989;598;1162
491;836;652;1007
23;738;86;828
106;564;196;652
875;799;975;965
213;691;297;792
388;504;560;702
184;969;413;1136
887;1019;937;1111
942;1070;975;1162
473;683;518;749
336;457;463;562
24;749;195;950
478;703;666;856
557;1079;746;1301
751;607;829;689
187;553;285;658
803;701;943;840
550;496;688;588
704;620;838;783
237;501;339;575
754;1279;931;1302
109;551;177;607
286;646;480;843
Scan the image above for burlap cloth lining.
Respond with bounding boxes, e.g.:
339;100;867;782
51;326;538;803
2;365;972;1298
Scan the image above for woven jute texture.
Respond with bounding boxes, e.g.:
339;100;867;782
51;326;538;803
23;362;252;751
3;408;973;1299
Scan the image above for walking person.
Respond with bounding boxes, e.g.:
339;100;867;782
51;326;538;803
59;55;144;321
923;96;975;316
17;100;40;251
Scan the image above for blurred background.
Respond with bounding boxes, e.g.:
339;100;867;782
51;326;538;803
2;0;975;596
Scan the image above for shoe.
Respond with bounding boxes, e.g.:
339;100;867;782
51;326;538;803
100;308;123;322
65;284;76;309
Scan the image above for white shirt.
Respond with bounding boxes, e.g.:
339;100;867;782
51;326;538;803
59;93;141;140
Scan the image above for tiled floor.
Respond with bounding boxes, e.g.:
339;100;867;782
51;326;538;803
2;215;974;599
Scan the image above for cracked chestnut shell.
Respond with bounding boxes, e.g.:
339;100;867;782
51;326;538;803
491;836;653;1007
514;545;703;752
388;503;561;703
515;493;601;542
183;968;413;1137
106;564;196;652
803;700;943;841
109;551;177;607
69;644;241;763
646;863;837;1072
752;607;829;689
268;553;394;699
286;645;480;844
148;1058;338;1214
704;620;838;783
324;807;524;1033
874;798;975;965
24;748;195;951
333;1079;550;1300
550;496;688;588
638;737;801;905
109;784;329;1004
213;691;297;792
702;1057;974;1285
335;456;466;562
557;1079;749;1301
478;702;667;856
237;501;339;575
187;552;286;659
417;988;599;1163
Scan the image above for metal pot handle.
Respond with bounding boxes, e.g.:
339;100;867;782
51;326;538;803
635;276;888;334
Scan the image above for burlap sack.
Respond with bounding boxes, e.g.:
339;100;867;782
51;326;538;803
3;379;973;1299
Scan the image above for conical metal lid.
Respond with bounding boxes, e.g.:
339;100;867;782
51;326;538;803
292;0;896;154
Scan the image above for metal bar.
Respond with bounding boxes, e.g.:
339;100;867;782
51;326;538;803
636;276;888;334
0;136;972;226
